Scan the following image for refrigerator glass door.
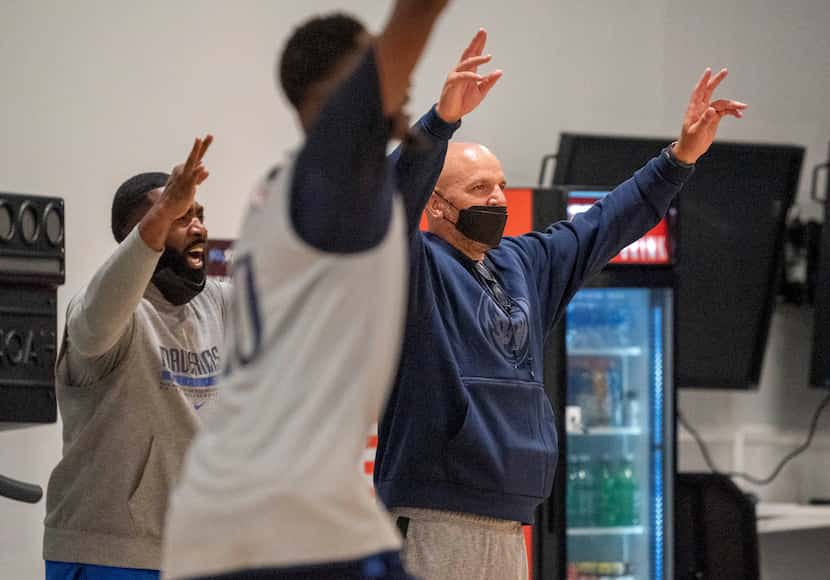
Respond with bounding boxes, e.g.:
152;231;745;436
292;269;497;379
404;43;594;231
564;287;673;580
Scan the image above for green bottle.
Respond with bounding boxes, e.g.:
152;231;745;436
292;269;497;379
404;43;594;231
597;455;618;527
577;455;596;527
566;455;580;526
618;454;641;526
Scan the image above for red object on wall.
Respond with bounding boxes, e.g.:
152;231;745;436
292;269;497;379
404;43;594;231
568;195;671;265
610;220;669;264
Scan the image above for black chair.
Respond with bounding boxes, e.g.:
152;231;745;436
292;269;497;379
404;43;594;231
675;472;760;580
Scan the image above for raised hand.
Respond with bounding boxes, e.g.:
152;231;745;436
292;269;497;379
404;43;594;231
435;29;503;123
137;134;212;251
158;134;213;220
673;69;747;164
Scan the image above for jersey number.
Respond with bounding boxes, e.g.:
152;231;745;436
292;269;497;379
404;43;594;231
229;254;263;367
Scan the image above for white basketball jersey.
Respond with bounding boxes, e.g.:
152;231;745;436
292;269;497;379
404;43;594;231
163;157;407;578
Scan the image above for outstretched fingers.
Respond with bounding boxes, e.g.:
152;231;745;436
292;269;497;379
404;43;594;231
183;138;202;173
703;68;728;102
183;134;213;177
457;54;492;72
710;98;748;118
460;28;487;62
690;68;712;105
445;71;485;85
477;70;503;97
197;134;213;162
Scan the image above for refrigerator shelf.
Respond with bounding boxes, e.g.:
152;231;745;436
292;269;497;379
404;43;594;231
567;525;646;536
568;426;643;436
568;346;644;358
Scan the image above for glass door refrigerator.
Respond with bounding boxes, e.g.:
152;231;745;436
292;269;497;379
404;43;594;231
502;187;676;580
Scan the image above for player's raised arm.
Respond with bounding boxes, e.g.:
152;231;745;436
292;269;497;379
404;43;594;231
375;0;449;119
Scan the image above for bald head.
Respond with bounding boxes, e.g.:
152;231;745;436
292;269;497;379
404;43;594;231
425;142;508;260
436;142;504;193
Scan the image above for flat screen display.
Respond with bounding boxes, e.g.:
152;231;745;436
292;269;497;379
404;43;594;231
551;133;803;389
810;194;830;388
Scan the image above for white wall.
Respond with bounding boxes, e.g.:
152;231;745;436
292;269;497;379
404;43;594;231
0;0;829;578
677;306;830;501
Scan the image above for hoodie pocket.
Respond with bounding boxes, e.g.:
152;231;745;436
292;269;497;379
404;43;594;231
127;436;170;537
446;379;558;499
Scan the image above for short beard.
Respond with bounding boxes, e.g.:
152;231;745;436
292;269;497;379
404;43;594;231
151;245;206;305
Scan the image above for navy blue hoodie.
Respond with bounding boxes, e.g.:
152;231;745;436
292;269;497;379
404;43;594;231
375;148;694;524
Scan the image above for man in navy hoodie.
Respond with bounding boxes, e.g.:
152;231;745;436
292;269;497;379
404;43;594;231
374;68;747;579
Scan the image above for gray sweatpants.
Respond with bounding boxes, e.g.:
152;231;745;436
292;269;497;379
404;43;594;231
390;507;527;580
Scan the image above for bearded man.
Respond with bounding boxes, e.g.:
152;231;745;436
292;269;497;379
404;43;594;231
43;136;227;580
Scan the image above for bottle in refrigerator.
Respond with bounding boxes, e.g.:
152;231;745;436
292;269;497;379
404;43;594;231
570;358;619;428
606;360;624;427
616;454;641;526
566;455;580;524
569;363;594;427
573;561;632;576
623;390;640;429
596;455;618;527
589;365;611;427
574;455;596;527
566;563;578;580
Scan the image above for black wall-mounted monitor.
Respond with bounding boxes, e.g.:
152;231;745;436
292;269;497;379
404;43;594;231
809;148;830;388
551;133;803;389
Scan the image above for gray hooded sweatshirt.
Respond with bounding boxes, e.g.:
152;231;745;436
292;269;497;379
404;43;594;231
43;227;229;570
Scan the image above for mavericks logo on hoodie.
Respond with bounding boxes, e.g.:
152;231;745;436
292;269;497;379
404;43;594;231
158;345;221;409
476;294;531;365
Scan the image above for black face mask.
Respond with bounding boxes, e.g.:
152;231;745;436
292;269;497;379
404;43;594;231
151;245;206;306
436;192;508;248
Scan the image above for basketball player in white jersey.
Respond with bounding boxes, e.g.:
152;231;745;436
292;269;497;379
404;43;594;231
162;2;502;578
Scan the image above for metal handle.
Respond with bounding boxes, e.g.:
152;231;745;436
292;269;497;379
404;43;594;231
538;154;558;187
810;161;830;203
0;473;43;504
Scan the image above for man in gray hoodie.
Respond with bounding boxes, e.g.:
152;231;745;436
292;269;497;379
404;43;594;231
43;136;229;580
